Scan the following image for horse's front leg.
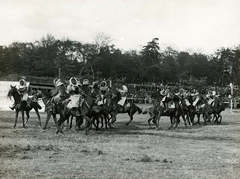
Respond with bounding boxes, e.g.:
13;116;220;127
103;113;108;130
156;113;162;130
181;115;188;127
168;115;177;130
126;111;134;126
13;110;19;128
218;114;222;124
83;115;92;135
186;113;192;126
42;112;52;130
69;115;74;129
56;115;65;134
36;110;41;127
196;113;201;125
173;116;181;129
148;117;154;129
25;110;31;126
22;110;25;128
75;116;83;131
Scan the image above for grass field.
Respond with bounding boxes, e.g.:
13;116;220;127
0;104;240;179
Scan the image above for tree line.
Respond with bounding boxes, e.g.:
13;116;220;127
0;34;239;86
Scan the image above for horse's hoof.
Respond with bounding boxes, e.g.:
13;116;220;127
12;126;16;129
108;124;115;129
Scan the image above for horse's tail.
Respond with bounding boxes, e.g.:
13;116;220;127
135;104;142;114
37;103;42;110
143;108;149;114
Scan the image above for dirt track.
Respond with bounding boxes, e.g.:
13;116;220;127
0;105;240;179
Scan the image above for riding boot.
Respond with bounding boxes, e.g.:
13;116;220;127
9;104;15;110
163;103;167;113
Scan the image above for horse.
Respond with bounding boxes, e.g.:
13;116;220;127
36;89;62;130
56;85;97;134
193;95;213;125
147;90;175;130
109;91;142;126
90;87;111;130
211;102;227;124
67;86;110;131
167;95;191;129
143;105;176;129
145;91;189;130
7;85;42;128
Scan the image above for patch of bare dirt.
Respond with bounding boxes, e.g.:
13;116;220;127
0;106;240;179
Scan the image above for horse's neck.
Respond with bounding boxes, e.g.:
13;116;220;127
82;86;91;94
41;91;51;104
13;92;22;103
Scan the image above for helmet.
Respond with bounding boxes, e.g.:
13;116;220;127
83;79;89;85
19;79;26;86
69;77;77;86
53;79;58;86
100;81;107;88
54;79;63;87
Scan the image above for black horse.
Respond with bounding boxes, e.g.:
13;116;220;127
7;85;42;128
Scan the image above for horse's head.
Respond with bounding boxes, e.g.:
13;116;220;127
7;85;17;99
151;90;164;102
111;90;121;102
34;89;43;99
91;87;101;101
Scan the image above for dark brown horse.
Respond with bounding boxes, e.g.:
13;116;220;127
143;105;176;129
194;96;213;125
147;90;190;130
56;85;97;134
7;85;42;128
36;89;62;130
90;87;111;130
211;103;227;124
109;91;142;126
147;90;170;130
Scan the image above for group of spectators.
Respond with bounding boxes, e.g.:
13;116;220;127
126;83;239;107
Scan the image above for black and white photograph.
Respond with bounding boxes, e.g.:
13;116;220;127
0;0;240;178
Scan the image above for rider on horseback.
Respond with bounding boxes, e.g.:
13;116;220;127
66;77;82;116
51;79;66;113
117;84;128;107
10;78;29;110
98;80;109;106
161;86;174;113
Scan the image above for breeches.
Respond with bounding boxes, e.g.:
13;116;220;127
21;93;28;101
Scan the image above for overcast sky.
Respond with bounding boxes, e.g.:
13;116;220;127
0;0;240;54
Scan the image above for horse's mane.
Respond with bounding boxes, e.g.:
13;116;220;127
151;90;164;100
7;86;22;103
7;86;17;97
